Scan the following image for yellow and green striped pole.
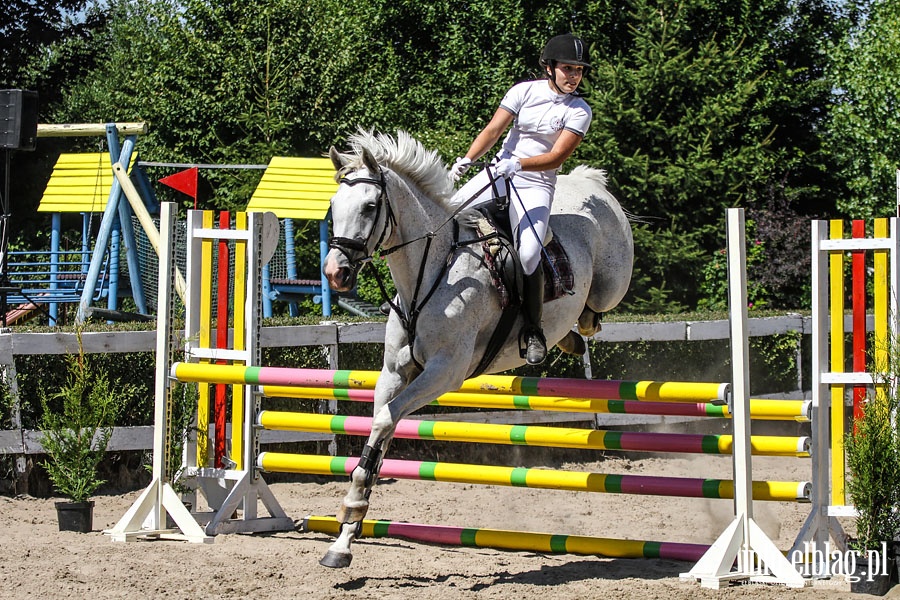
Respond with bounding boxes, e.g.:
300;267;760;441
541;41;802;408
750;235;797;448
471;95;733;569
303;516;710;562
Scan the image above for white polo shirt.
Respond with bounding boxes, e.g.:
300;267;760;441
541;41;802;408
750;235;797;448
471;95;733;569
498;80;592;173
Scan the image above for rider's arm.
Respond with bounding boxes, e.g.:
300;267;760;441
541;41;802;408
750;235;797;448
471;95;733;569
463;107;515;161
518;130;583;172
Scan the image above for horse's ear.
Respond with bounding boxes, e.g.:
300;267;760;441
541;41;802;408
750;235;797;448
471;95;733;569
329;146;345;172
361;148;381;177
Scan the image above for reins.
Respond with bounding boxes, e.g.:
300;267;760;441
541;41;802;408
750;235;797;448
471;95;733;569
378;162;499;258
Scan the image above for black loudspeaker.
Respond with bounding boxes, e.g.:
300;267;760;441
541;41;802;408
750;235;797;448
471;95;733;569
0;89;39;151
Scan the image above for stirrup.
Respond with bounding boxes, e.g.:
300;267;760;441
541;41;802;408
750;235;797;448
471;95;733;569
519;327;547;365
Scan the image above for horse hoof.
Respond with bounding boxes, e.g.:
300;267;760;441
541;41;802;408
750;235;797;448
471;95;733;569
320;550;353;568
556;330;586;355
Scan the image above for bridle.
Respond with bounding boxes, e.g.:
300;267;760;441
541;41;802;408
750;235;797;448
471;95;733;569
327;169;396;274
326;164;498;371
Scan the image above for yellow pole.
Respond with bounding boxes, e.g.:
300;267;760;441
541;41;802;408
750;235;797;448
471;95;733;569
874;219;888;393
231;212;248;470
829;220;845;506
257;411;810;457
111;163;186;300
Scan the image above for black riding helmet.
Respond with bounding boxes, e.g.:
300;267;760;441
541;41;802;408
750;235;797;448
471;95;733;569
540;33;591;77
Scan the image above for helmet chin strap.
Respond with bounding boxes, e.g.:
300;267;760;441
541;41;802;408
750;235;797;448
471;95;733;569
547;64;568;95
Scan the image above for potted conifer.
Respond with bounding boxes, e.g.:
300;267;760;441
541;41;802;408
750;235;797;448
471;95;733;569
39;334;125;532
845;374;900;595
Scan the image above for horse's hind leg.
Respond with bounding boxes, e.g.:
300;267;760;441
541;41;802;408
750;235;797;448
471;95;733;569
577;306;603;337
556;330;587;355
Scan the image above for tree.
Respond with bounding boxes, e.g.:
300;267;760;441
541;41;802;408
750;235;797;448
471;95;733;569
1;2;114;243
20;0;849;312
577;0;842;310
827;0;900;219
1;1;106;90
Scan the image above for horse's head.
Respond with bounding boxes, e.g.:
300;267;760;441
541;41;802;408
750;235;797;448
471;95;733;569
324;145;395;292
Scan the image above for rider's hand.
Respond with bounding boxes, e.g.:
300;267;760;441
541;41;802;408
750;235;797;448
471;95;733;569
449;157;472;182
495;158;521;179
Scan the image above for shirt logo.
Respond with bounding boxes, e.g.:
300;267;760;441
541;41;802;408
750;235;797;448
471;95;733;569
550;117;564;131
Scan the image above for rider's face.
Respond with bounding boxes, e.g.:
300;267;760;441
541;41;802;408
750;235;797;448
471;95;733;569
551;63;584;94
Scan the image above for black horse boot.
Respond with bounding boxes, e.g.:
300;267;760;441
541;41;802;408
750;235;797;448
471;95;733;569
521;268;547;365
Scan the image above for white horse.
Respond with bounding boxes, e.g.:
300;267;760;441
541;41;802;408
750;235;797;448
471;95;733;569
320;130;633;567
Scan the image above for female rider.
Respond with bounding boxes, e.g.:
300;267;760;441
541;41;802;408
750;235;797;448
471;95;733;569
449;33;593;365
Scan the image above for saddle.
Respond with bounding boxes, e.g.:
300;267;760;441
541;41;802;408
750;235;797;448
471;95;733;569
463;204;575;377
475;203;574;309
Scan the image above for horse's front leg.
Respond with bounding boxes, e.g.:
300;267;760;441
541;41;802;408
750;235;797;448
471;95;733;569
319;367;409;568
319;352;468;568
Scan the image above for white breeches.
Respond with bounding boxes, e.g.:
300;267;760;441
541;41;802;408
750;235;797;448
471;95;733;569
451;168;554;275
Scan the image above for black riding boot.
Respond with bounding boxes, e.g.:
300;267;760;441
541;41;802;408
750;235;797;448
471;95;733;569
521;268;547;365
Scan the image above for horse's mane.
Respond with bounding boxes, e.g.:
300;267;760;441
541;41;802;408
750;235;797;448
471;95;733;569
335;130;613;211
335;128;454;202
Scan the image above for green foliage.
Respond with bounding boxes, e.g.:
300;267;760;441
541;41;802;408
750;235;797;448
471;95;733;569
845;326;900;552
4;0;865;312
845;386;900;552
15;351;153;429
580;0;839;310
826;0;900;219
749;332;801;392
39;336;131;502
356;257;395;309
698;220;768;311
622;223;705;313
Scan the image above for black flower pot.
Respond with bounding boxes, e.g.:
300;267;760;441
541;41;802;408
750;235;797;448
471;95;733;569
55;500;94;533
851;572;893;596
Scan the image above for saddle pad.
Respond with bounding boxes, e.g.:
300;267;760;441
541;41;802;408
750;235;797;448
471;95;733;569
482;235;573;309
541;237;574;302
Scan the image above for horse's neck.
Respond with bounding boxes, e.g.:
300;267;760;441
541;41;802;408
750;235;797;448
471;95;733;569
384;182;454;303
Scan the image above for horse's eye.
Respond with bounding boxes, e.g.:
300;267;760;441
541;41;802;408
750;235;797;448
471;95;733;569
363;202;377;213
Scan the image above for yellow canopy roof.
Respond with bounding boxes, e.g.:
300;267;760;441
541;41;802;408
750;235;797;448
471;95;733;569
246;156;337;220
38;153;135;213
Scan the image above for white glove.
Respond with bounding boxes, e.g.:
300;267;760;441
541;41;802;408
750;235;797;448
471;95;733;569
494;157;521;179
449;157;472;182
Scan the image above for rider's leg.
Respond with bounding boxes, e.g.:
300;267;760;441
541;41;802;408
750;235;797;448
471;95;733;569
521;265;546;364
510;186;551;365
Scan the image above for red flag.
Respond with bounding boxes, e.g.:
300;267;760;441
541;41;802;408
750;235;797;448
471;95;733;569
159;167;199;207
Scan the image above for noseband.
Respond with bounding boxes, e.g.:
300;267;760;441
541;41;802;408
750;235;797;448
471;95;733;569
328;170;395;270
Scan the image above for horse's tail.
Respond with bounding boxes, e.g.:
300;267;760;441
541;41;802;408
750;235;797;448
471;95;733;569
564;165;650;224
566;165;608;186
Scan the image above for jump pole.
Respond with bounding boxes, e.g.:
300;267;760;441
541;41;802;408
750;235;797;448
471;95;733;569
260;385;811;420
171;362;730;403
259;453;811;502
682;208;806;588
302;516;710;562
170;363;810;419
255;411;811;457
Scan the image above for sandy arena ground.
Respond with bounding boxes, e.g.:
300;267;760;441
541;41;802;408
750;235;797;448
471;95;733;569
1;454;896;599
